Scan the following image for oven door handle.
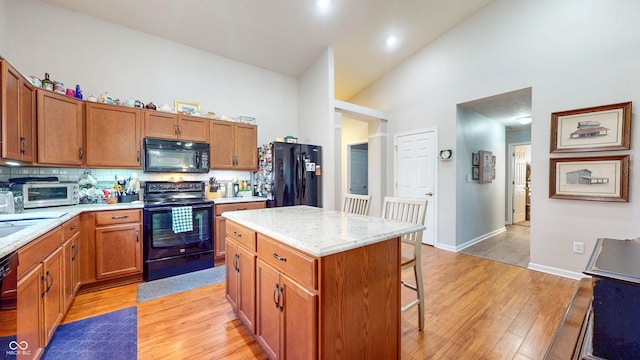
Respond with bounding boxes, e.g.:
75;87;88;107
144;203;213;212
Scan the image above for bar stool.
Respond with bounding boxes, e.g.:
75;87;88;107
381;196;428;330
342;193;372;215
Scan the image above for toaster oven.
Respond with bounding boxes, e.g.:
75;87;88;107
12;182;80;209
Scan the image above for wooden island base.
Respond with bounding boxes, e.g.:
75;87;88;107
225;219;402;360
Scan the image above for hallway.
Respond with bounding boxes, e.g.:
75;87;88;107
460;224;530;267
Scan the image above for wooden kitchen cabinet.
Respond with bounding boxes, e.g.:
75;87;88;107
142;110;209;142
17;226;65;359
1;59;37;163
85;102;142;168
225;221;258;333
214;201;265;261
256;255;317;360
17;264;45;360
94;209;142;280
62;216;81;312
210;120;258;170
42;246;64;346
37;89;84;166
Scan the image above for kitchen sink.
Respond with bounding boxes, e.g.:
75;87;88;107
0;219;47;238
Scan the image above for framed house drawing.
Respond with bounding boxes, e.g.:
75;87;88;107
550;102;631;153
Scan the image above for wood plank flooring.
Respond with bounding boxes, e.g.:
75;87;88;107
63;245;577;359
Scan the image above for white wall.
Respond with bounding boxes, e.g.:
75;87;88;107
0;0;8;52
456;107;506;247
349;0;640;277
297;47;335;209
3;0;297;148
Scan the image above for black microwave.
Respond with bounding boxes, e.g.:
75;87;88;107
144;138;210;173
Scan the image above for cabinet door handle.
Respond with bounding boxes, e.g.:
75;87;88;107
79;147;84;160
136;150;140;163
278;286;284;312
178;125;182;135
233;231;242;238
112;215;129;219
273;283;280;308
45;270;53;293
272;252;287;262
135;229;139;242
174;124;179;135
70;225;77;230
71;244;78;261
236;208;248;211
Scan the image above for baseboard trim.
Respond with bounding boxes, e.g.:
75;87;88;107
528;263;588;280
455;227;507;252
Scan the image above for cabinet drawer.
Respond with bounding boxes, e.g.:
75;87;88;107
62;216;80;238
17;226;63;278
226;221;256;252
257;234;317;290
215;201;265;216
95;209;141;226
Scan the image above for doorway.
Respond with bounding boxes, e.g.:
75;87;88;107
511;143;531;226
348;142;368;195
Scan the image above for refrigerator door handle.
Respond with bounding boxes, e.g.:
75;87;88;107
295;158;301;200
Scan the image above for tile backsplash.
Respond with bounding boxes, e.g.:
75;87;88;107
0;166;252;187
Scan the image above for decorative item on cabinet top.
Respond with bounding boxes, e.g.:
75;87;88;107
175;99;201;115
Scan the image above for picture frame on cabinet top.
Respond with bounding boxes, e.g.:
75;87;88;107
174;99;201;115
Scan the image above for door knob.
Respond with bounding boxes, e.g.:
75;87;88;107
425;192;433;196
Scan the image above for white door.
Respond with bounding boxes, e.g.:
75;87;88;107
513;145;529;224
395;130;437;245
349;146;368;195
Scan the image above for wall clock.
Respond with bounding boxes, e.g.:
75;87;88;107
439;149;453;160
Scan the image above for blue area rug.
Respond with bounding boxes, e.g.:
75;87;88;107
137;266;226;302
42;307;137;360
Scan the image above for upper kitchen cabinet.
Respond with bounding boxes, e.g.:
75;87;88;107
1;60;37;162
142;110;209;142
210;120;258;170
85;102;141;168
37;90;84;166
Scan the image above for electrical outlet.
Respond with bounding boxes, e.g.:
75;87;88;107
573;242;585;254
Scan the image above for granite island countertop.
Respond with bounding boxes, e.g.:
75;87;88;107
222;205;424;257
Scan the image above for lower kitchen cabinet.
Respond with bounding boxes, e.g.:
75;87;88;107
256;255;317;360
214;201;265;261
16;226;65;360
225;220;258;333
94;210;142;280
62;216;81;312
16;264;44;360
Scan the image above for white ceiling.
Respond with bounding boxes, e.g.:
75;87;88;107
42;0;494;100
460;87;533;129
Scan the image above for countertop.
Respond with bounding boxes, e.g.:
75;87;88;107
584;238;640;284
0;197;267;259
222;205;424;257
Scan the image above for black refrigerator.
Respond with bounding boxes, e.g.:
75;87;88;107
256;141;322;207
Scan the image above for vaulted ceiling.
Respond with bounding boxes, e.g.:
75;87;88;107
42;0;494;100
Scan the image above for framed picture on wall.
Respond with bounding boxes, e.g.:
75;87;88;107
550;102;632;153
472;166;479;180
549;155;629;202
479;150;493;183
472;153;479;166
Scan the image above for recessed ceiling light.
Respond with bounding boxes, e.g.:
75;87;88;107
518;116;532;124
385;34;399;49
316;0;331;12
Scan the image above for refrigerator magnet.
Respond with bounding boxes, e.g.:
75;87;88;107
306;162;316;172
315;165;321;175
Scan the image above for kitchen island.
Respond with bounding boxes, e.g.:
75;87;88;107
223;205;424;360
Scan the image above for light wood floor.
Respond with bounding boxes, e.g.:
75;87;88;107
63;245;577;359
461;225;531;268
